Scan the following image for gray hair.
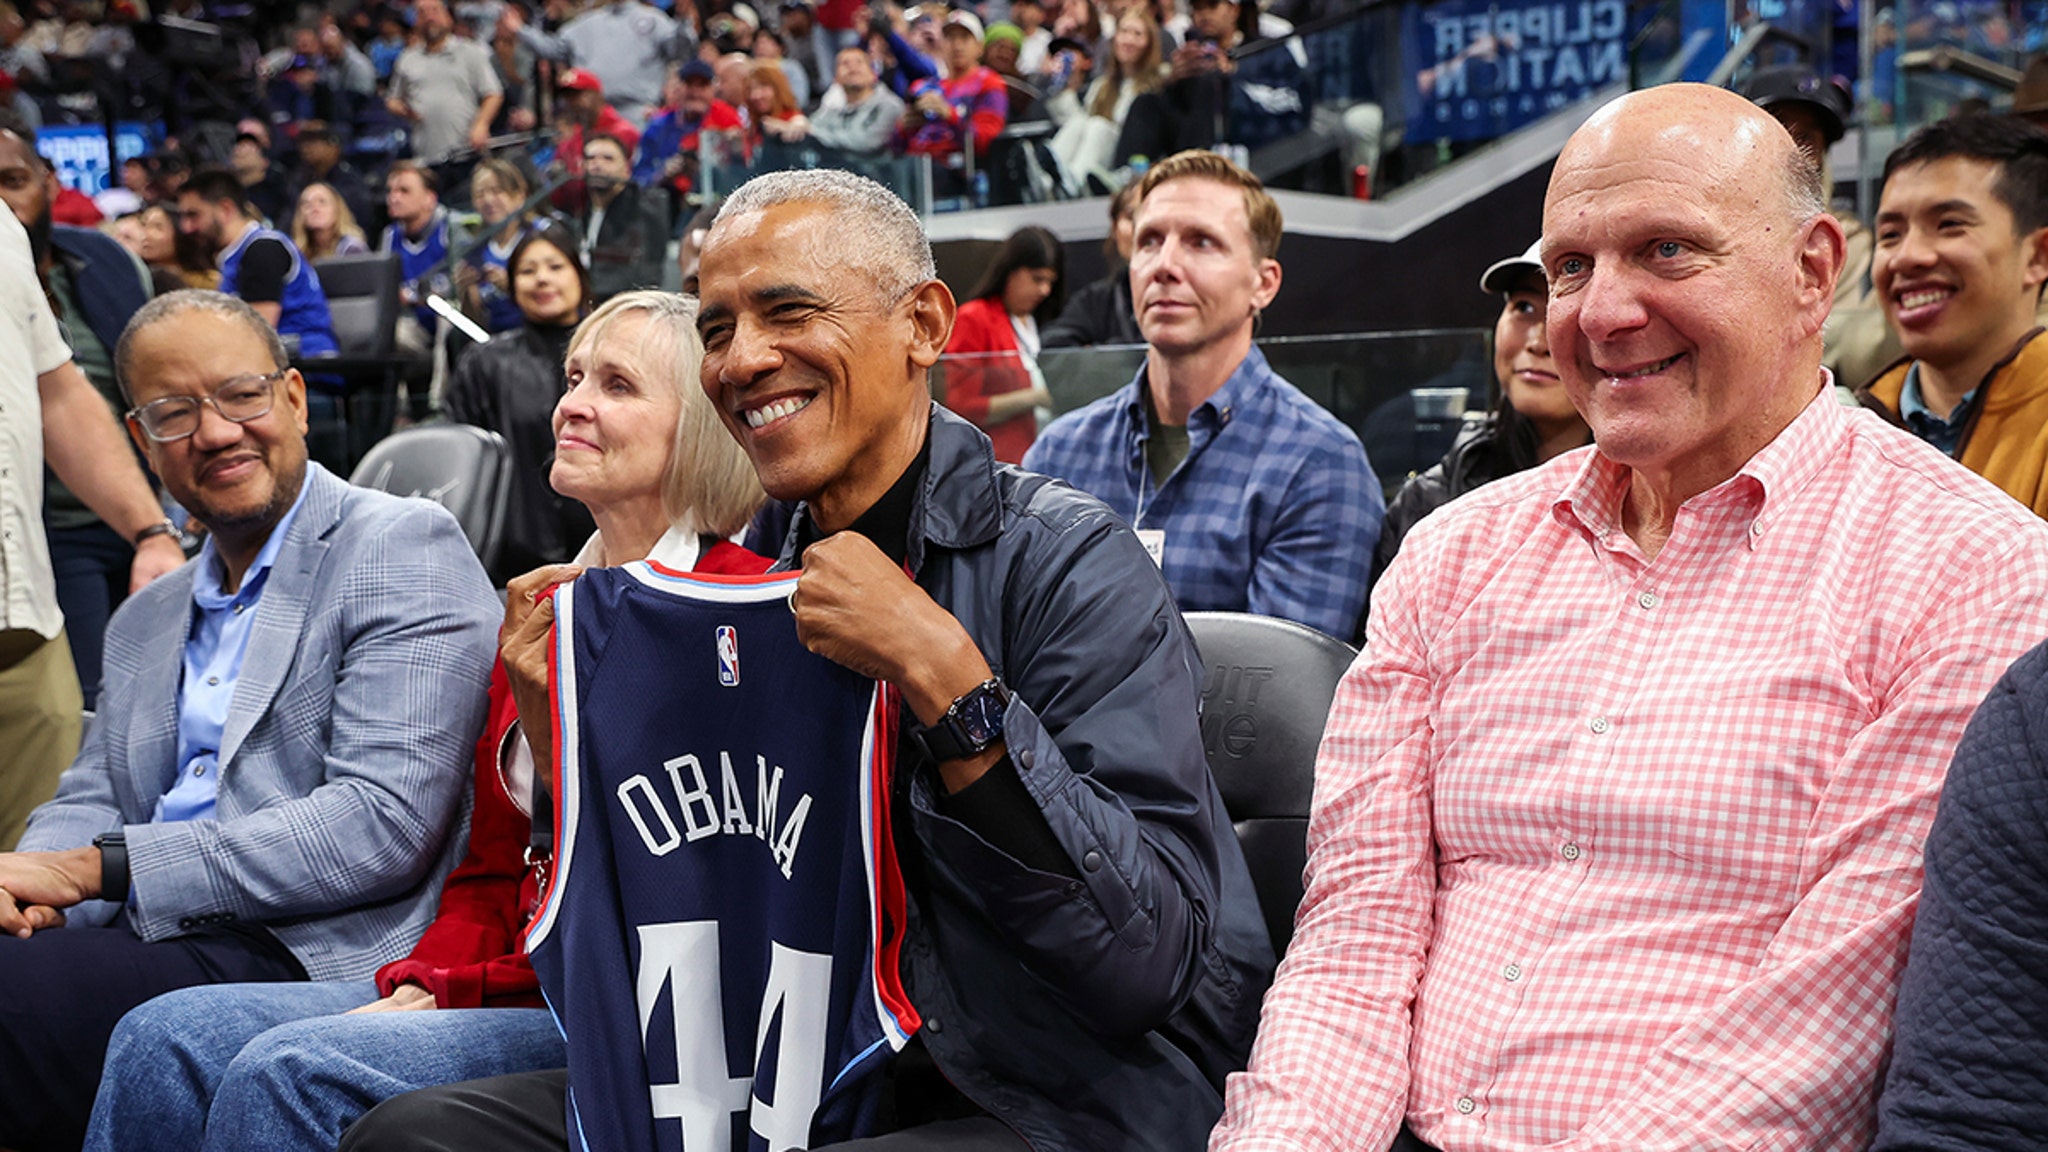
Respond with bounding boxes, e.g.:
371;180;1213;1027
567;290;765;539
1780;143;1828;228
113;290;290;404
713;169;936;303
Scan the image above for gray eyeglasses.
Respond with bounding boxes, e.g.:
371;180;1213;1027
126;371;286;443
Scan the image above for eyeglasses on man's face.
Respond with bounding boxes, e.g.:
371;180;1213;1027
126;370;287;442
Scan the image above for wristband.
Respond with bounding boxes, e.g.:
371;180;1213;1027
94;830;129;904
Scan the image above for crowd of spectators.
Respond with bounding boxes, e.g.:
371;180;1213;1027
16;0;2048;1140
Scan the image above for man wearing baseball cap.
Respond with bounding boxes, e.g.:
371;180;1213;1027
554;67;642;179
894;8;1007;188
635;59;745;195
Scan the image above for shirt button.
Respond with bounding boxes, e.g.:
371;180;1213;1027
1561;842;1582;862
207;675;220;686
193;763;207;776
1455;1096;1477;1115
1750;521;1765;538
1589;716;1610;735
1636;590;1658;609
1503;963;1522;982
234;603;247;615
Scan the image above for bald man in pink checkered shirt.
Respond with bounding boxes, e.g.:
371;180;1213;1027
1211;84;2048;1152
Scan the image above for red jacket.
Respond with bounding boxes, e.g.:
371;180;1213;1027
944;296;1039;464
557;104;644;177
375;540;771;1007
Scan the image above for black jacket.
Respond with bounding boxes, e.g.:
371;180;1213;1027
578;181;670;305
1371;415;1520;589
773;405;1274;1150
441;323;592;584
1041;270;1142;349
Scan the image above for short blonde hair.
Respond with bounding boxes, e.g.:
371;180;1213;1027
1137;149;1284;262
568;291;765;538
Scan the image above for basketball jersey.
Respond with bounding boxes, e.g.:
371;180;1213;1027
529;563;921;1152
382;210;452;329
217;225;338;360
469;230;523;333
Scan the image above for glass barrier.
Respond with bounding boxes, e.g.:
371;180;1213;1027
935;328;1494;496
1888;0;2037;129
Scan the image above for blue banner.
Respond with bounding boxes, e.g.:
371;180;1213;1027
1403;0;1629;142
35;122;162;196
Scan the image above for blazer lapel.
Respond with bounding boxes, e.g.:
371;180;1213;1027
219;467;342;769
128;567;195;806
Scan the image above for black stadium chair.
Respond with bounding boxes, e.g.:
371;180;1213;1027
1184;612;1357;959
349;424;512;575
308;251;412;467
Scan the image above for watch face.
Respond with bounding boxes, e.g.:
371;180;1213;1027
956;685;1008;746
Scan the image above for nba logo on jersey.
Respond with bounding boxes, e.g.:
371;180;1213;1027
717;625;740;686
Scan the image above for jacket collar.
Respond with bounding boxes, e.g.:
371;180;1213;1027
775;404;1005;578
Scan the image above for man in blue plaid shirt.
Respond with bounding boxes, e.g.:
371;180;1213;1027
1024;151;1382;639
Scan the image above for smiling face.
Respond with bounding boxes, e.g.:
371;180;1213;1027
124;309;310;545
471;171;519;227
551;311;683;512
1541;84;1841;496
1874;155;2048;377
1129;176;1281;359
513;237;583;326
1493;280;1575;432
696;201;946;531
1112;12;1150;68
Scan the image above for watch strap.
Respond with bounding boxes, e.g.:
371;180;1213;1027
132;520;180;548
95;830;130;904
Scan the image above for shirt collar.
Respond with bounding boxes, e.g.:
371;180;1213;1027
1899;361;1975;429
191;475;312;610
1119;343;1271;437
1553;372;1840;547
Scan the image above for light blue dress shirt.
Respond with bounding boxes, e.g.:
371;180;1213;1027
159;483;309;824
1899;362;1977;458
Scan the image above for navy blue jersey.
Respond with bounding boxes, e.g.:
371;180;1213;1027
529;562;920;1152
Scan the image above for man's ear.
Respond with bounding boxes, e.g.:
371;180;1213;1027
1251;256;1282;312
1795;211;1847;337
2021;223;2048;298
906;278;956;370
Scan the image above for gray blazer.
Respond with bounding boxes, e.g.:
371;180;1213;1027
20;464;501;981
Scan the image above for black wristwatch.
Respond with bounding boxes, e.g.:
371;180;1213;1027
909;678;1012;763
94;830;129;904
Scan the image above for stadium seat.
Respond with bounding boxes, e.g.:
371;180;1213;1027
309;251;411;467
349;424;512;575
1184;611;1356;959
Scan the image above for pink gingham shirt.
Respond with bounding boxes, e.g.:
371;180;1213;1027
1212;385;2048;1152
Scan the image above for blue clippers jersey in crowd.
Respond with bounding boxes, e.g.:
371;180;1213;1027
217;225;338;360
468;230;524;333
382;210;452;329
529;563;921;1152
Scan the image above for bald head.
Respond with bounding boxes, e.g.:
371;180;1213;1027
1539;83;1847;509
1555;84;1826;235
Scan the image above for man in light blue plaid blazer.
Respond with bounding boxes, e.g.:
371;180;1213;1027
0;291;501;1151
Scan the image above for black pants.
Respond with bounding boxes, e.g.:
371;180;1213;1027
341;1068;1030;1152
0;920;305;1152
46;521;131;710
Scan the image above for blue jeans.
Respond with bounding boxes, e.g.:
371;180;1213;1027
84;981;565;1152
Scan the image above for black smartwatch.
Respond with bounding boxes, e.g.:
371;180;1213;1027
94;830;129;904
909;678;1011;763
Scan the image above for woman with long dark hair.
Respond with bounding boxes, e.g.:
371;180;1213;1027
1370;240;1592;587
440;223;598;583
944;224;1065;463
